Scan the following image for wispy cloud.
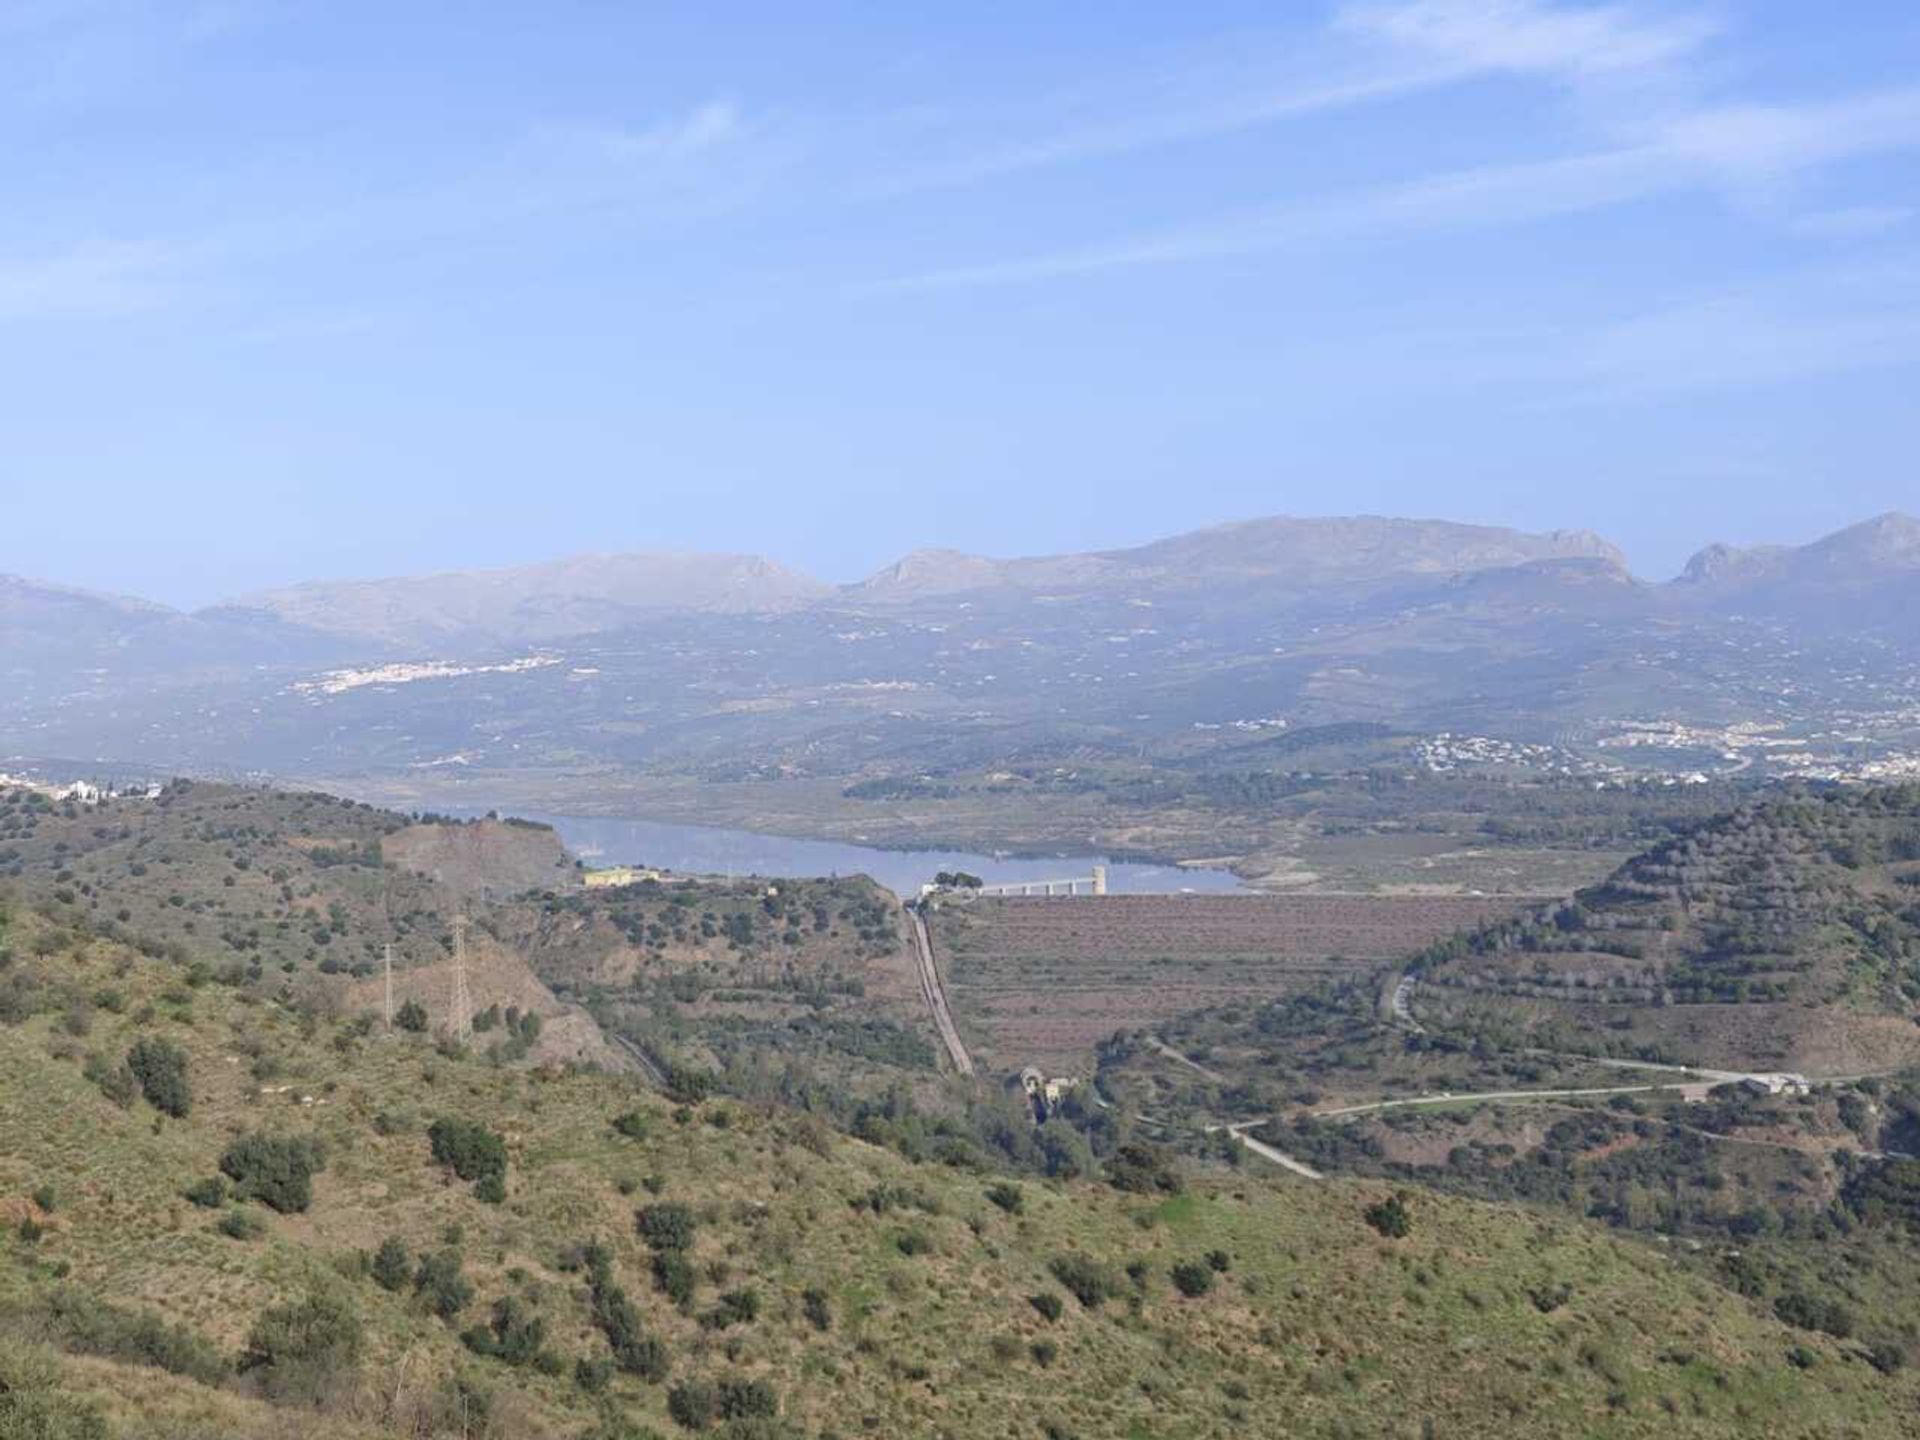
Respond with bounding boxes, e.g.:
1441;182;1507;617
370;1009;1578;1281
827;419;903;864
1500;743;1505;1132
878;80;1920;293
882;0;1713;194
0;238;177;319
1336;0;1717;83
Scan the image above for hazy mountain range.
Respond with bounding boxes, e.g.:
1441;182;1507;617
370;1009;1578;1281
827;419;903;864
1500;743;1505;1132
3;512;1917;787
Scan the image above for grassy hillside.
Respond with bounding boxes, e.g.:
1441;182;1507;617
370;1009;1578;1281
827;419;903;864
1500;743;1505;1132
3;901;1915;1438
1410;786;1920;1072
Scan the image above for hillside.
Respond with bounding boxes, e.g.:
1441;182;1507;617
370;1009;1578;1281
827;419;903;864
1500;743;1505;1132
0;782;618;1070
1409;785;1920;1072
2;899;1915;1439
221;553;832;650
6;513;1919;828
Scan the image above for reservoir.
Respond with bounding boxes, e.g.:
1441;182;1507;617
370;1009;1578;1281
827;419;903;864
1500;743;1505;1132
514;813;1248;897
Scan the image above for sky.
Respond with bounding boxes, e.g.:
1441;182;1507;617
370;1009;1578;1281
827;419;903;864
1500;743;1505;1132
3;0;1919;607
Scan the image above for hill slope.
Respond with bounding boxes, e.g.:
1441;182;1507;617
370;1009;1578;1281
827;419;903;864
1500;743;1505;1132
1;899;1913;1439
1411;785;1920;1072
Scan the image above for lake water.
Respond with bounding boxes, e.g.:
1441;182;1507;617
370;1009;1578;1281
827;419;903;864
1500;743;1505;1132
513;812;1248;898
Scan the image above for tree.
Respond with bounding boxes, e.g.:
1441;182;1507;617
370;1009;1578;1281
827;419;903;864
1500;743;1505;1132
395;998;428;1033
220;1134;326;1215
241;1286;364;1404
427;1117;507;1195
126;1037;190;1118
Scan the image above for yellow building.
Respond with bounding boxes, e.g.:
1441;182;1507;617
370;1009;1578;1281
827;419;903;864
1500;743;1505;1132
582;865;665;889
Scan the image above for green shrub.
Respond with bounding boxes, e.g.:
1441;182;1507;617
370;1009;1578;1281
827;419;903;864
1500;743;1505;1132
41;1288;227;1386
802;1288;831;1332
1363;1193;1412;1239
241;1285;364;1404
0;1340;110;1440
1048;1255;1120;1310
613;1110;651;1140
414;1248;473;1321
220;1133;326;1215
1774;1291;1853;1339
126;1037;190;1117
985;1182;1024;1215
700;1288;759;1331
218;1210;266;1241
370;1237;411;1292
428;1117;507;1187
1170;1261;1214;1298
183;1176;227;1209
637;1202;697;1252
717;1377;778;1420
395;998;428;1032
461;1295;547;1366
668;1379;718;1429
1029;1292;1063;1322
653;1249;697;1308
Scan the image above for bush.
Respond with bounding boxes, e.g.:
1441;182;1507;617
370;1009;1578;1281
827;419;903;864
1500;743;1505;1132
1104;1142;1183;1195
1363;1193;1412;1239
1205;1249;1231;1273
1048;1255;1120;1310
1774;1291;1853;1339
1170;1261;1214;1298
183;1176;227;1209
668;1380;718;1429
637;1202;697;1252
414;1248;473;1321
126;1037;190;1117
220;1134;326;1215
701;1288;759;1331
1030;1340;1058;1368
241;1285;364;1404
717;1377;778;1420
0;1340;110;1440
613;1110;651;1140
395;998;428;1032
895;1227;934;1257
371;1236;411;1292
801;1288;831;1332
653;1249;697;1308
461;1295;547;1366
985;1182;1024;1215
218;1210;266;1241
1029;1292;1063;1322
41;1288;227;1385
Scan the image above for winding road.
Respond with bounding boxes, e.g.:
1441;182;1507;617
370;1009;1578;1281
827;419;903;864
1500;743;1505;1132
908;905;974;1077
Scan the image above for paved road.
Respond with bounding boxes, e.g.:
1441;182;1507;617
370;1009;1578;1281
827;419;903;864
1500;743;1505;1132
908;906;975;1077
610;1033;667;1089
1147;1034;1228;1084
1203;1118;1325;1180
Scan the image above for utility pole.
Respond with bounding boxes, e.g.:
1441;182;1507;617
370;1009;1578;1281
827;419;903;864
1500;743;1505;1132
448;914;474;1042
383;942;395;1031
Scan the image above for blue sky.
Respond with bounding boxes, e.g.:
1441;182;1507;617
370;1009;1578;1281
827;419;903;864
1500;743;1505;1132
3;0;1918;606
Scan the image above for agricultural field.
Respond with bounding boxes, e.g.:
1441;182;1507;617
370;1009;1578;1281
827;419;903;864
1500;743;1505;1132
927;894;1532;1076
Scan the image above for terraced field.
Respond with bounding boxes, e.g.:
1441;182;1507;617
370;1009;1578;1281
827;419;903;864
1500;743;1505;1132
929;893;1532;1075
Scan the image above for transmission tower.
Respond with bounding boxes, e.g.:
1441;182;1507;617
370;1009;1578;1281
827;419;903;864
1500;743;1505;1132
381;878;396;1032
383;943;395;1031
448;914;474;1042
